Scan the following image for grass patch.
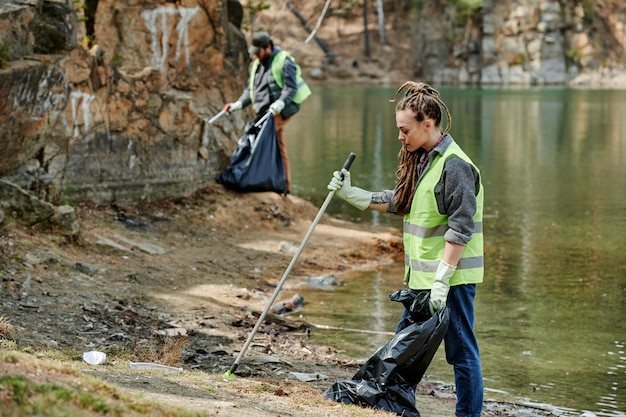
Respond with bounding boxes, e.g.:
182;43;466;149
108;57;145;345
0;350;207;417
133;334;189;367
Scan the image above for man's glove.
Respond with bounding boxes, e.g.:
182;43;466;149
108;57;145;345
269;99;285;115
327;169;372;210
428;260;457;315
224;101;242;113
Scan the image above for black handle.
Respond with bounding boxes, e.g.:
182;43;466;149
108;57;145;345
341;152;356;172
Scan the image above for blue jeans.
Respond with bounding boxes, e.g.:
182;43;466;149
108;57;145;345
396;284;483;417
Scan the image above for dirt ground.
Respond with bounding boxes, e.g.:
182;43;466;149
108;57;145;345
0;183;563;417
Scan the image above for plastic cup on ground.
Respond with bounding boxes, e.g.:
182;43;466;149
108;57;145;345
83;351;106;365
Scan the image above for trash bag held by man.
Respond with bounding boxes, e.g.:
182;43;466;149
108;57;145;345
216;114;287;194
323;289;449;417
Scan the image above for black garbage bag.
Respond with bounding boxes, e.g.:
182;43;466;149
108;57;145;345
323;289;450;417
216;113;287;194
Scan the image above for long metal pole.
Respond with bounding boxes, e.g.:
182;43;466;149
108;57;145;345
208;109;226;124
225;152;356;377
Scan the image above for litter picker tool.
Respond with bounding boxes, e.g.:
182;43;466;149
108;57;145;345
223;152;357;379
254;110;273;128
248;111;275;154
208;108;227;124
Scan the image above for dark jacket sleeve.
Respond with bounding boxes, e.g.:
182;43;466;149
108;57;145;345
237;87;252;108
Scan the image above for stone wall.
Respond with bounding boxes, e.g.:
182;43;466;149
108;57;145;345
413;0;626;86
0;0;250;205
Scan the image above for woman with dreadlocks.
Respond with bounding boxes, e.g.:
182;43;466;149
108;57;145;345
328;81;484;417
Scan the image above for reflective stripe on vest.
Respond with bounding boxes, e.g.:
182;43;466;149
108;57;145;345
249;51;311;105
403;141;484;289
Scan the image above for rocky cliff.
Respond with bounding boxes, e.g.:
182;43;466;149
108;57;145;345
261;0;625;87
1;0;249;213
479;0;625;86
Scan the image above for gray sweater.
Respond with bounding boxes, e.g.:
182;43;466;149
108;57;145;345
384;134;481;246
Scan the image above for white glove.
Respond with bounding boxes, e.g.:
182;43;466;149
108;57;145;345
428;260;457;315
225;101;242;113
269;99;285;115
327;169;372;211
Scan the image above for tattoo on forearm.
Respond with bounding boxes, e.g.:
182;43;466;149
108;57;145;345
371;192;391;205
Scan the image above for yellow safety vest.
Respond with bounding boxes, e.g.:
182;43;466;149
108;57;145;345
249;50;311;105
403;141;484;289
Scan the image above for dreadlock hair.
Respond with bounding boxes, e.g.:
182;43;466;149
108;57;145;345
390;81;453;216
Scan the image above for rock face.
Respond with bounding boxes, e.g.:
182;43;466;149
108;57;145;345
0;0;249;204
405;0;625;86
0;179;55;226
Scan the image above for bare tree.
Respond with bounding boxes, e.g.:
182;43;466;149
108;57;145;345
363;0;371;57
376;0;387;46
284;0;336;63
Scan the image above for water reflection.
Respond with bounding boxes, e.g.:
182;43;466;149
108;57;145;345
284;86;626;416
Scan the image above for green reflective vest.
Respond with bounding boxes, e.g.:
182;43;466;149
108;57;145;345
249;50;311;105
403;141;484;289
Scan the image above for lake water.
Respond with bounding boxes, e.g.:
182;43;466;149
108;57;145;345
281;86;626;416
